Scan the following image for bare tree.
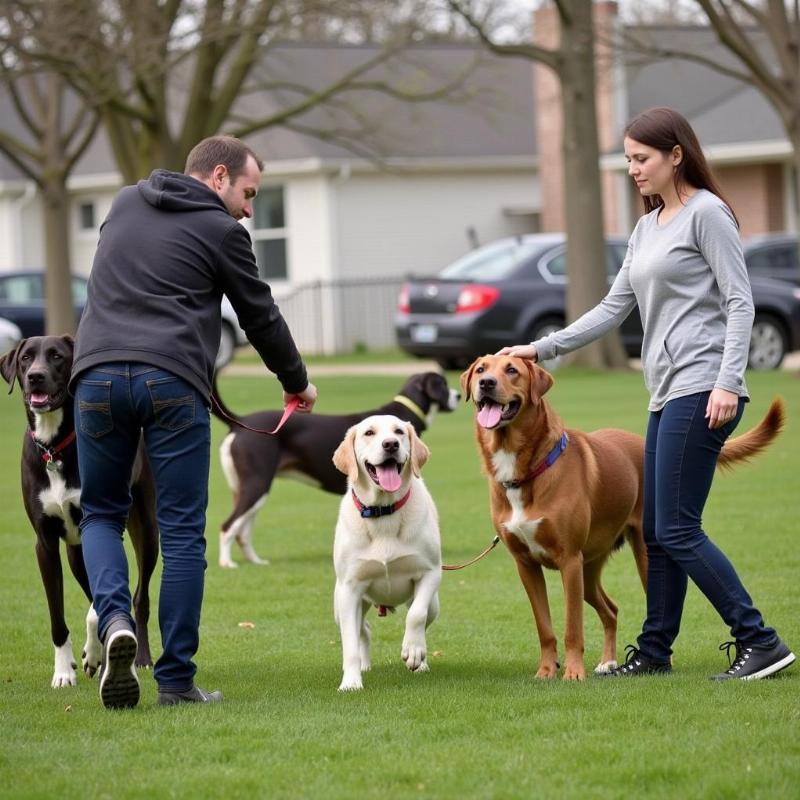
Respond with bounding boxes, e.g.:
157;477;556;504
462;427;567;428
0;0;479;330
0;8;98;335
622;0;800;235
1;1;478;181
444;0;628;369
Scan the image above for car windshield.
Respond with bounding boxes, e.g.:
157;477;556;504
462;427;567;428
439;239;542;281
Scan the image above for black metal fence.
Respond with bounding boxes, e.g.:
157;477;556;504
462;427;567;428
274;275;407;355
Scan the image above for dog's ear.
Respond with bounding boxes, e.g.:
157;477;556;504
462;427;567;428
60;334;75;367
407;423;430;478
0;339;24;394
459;357;482;402
332;425;359;483
525;360;554;404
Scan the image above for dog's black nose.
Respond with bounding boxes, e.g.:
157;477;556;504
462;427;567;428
26;370;46;387
478;376;496;391
382;438;399;454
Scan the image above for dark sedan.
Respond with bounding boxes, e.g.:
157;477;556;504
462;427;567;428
0;269;246;367
0;270;87;337
395;234;800;371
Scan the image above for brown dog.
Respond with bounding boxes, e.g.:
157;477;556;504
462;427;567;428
461;354;783;680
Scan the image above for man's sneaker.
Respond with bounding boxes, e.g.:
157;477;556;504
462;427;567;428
711;638;796;681
596;644;672;677
98;619;140;709
157;685;223;706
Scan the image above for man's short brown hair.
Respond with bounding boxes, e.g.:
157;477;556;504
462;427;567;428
184;136;264;180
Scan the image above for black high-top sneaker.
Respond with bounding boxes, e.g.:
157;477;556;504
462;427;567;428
711;638;795;681
596;644;672;677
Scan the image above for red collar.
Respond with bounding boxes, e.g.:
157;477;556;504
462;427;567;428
29;428;76;468
351;487;412;518
501;432;568;490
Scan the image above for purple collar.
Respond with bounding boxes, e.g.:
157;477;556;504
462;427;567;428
501;432;568;490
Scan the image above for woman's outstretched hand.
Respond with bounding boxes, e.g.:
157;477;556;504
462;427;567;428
494;344;539;361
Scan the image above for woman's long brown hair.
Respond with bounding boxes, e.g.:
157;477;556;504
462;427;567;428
624;107;738;226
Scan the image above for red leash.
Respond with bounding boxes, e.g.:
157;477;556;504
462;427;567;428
211;394;300;435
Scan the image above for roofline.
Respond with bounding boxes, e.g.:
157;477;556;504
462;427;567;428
262;155;539;178
601;138;792;170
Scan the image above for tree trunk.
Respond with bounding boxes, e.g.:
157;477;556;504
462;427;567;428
790;134;800;241
559;3;628;369
41;179;78;336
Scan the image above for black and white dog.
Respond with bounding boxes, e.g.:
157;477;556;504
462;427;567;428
0;335;159;687
212;371;460;568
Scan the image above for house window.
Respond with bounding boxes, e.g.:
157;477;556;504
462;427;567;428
78;201;96;230
252;186;288;281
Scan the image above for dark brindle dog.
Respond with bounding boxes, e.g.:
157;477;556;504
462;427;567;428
213;371;460;568
0;335;159;687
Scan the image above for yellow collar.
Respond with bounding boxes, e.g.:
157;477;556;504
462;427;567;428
393;394;426;423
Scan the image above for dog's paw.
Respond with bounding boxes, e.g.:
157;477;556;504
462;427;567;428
81;648;101;679
413;660;430;674
52;664;78;688
338;674;364;692
535;662;559;679
52;640;78;687
594;660;618;675
562;663;586;681
401;641;427;672
219;558;239;568
243;553;270;566
82;641;102;679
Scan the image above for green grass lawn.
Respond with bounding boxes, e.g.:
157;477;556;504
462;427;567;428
1;365;798;799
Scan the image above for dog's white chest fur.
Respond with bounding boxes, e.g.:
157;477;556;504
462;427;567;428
39;471;82;546
492;449;547;560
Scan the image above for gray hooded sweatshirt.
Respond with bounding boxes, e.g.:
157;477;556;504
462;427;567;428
533;190;754;411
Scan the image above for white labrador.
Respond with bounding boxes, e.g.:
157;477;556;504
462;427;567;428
332;414;442;692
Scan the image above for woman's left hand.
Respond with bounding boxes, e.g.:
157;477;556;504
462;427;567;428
705;388;739;430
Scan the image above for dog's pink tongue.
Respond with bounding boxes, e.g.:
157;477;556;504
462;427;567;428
477;402;503;429
376;464;402;492
30;393;49;405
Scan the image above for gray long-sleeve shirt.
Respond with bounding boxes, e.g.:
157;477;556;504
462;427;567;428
533;189;754;411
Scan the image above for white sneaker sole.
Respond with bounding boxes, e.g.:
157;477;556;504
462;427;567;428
99;630;140;709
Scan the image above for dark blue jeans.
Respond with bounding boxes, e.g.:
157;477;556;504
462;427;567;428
74;363;210;690
637;391;776;662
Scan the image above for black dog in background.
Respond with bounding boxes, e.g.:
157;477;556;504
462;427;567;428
212;371;460;568
0;335;158;687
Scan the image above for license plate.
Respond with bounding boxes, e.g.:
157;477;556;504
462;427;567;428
411;324;438;343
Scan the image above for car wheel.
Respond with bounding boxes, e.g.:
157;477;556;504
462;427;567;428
216;322;236;369
748;314;787;370
527;317;565;370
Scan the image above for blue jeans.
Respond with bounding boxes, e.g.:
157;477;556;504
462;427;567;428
74;363;210;690
637;391;776;661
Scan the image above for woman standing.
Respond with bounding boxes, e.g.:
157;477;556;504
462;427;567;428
497;107;794;680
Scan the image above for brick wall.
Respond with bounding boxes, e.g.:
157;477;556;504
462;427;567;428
715;163;785;236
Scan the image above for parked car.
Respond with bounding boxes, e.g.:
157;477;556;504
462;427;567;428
742;233;800;284
0;270;247;368
395;234;800;371
0;316;23;355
